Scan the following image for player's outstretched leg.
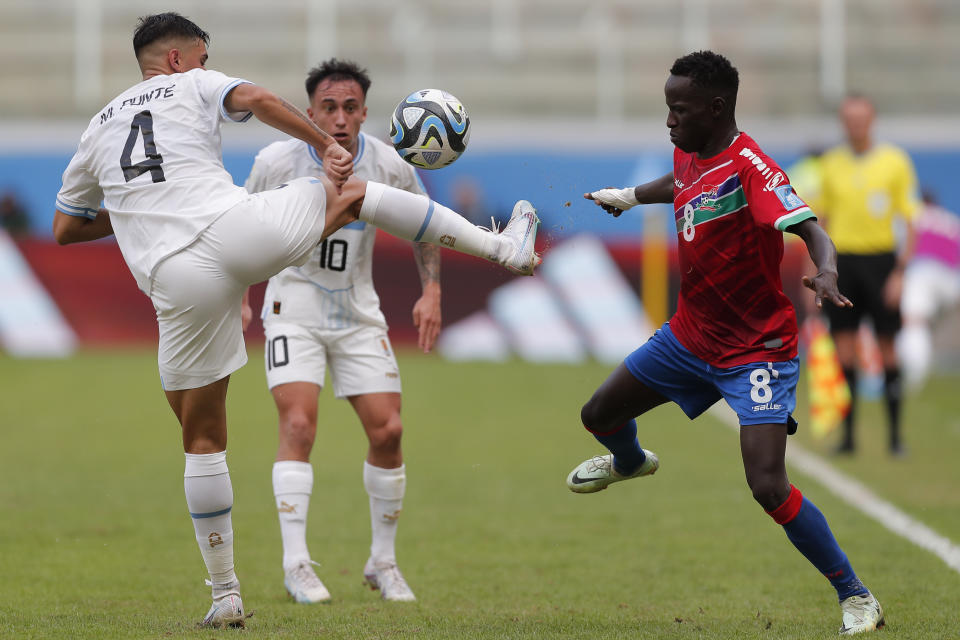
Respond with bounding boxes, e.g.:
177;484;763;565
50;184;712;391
566;418;658;493
185;451;246;628
273;461;332;604
567;364;669;493
359;182;541;275
362;462;416;602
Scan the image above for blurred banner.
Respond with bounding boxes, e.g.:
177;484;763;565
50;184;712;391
0;230;75;357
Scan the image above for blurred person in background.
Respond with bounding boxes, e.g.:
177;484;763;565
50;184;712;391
241;58;440;604
0;191;30;236
813;95;920;457
450;175;499;227
897;190;960;389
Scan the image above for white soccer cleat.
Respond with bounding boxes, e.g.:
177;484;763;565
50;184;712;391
364;558;417;602
201;593;246;629
496;200;541;275
839;592;885;635
566;451;659;494
284;560;332;604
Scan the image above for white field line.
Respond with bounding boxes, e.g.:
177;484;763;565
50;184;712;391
709;406;960;575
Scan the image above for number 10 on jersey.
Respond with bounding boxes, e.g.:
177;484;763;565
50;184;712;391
318;238;348;272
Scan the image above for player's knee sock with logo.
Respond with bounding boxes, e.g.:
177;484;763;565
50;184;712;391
586;419;646;475
272;460;313;571
360;181;504;263
767;485;868;601
184;452;238;596
883;368;902;449
841;367;858;447
363;461;405;566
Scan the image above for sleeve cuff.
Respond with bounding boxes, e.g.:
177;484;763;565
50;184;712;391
219;79;254;122
56;197;98;220
774;207;815;231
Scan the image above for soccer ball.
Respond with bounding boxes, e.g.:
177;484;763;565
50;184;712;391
390;89;470;169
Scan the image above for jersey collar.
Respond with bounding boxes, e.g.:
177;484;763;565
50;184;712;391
308;132;366;167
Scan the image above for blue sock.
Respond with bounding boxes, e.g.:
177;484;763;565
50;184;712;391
778;494;869;601
590;419;646;475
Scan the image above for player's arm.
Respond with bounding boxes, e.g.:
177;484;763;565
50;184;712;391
411;242;441;353
52;208;113;245
223;83;353;189
584;172;674;217
787;218;852;310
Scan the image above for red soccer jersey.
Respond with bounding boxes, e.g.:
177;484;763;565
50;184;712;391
669;132;815;367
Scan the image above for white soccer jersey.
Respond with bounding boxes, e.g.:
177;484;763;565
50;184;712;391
247;133;427;330
56;68;253;293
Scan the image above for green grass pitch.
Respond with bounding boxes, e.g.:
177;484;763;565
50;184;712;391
1;349;958;639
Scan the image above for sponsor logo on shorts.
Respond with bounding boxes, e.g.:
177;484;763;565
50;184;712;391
273;301;281;314
752;402;784;412
439;234;456;247
208;532;224;548
386;372;399;379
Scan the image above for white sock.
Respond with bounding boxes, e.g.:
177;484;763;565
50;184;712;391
272;460;313;571
363;461;405;567
184;451;238;597
360;181;506;263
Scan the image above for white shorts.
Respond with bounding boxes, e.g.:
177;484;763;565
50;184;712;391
901;260;960;320
263;321;401;397
151;178;327;390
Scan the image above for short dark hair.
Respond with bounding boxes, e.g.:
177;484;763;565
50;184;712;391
133;13;209;58
305;58;371;99
670;50;739;103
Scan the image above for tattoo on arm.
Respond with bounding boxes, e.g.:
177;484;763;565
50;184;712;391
414;242;441;289
278;96;333;145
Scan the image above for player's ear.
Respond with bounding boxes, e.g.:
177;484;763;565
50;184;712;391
711;96;726;117
168;48;182;72
360;105;368;124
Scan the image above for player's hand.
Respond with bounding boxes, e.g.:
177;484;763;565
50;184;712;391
882;268;904;309
801;271;853;310
322;142;353;192
412;285;441;353
584;187;639;217
240;288;253;332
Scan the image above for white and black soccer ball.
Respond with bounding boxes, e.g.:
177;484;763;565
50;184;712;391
390;89;470;169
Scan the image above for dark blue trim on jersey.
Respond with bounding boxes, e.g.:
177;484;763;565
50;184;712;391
308;132;366;167
189;506;232;519
414;201;435;242
55;197;98;219
219;79;253;122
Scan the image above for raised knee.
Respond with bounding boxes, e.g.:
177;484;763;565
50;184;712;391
580;395;614;433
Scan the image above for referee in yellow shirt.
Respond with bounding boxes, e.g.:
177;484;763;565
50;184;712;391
815;95;919;456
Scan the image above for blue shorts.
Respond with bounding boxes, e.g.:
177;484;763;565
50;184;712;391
624;323;799;433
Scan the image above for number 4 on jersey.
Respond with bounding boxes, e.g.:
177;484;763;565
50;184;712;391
120;110;165;183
